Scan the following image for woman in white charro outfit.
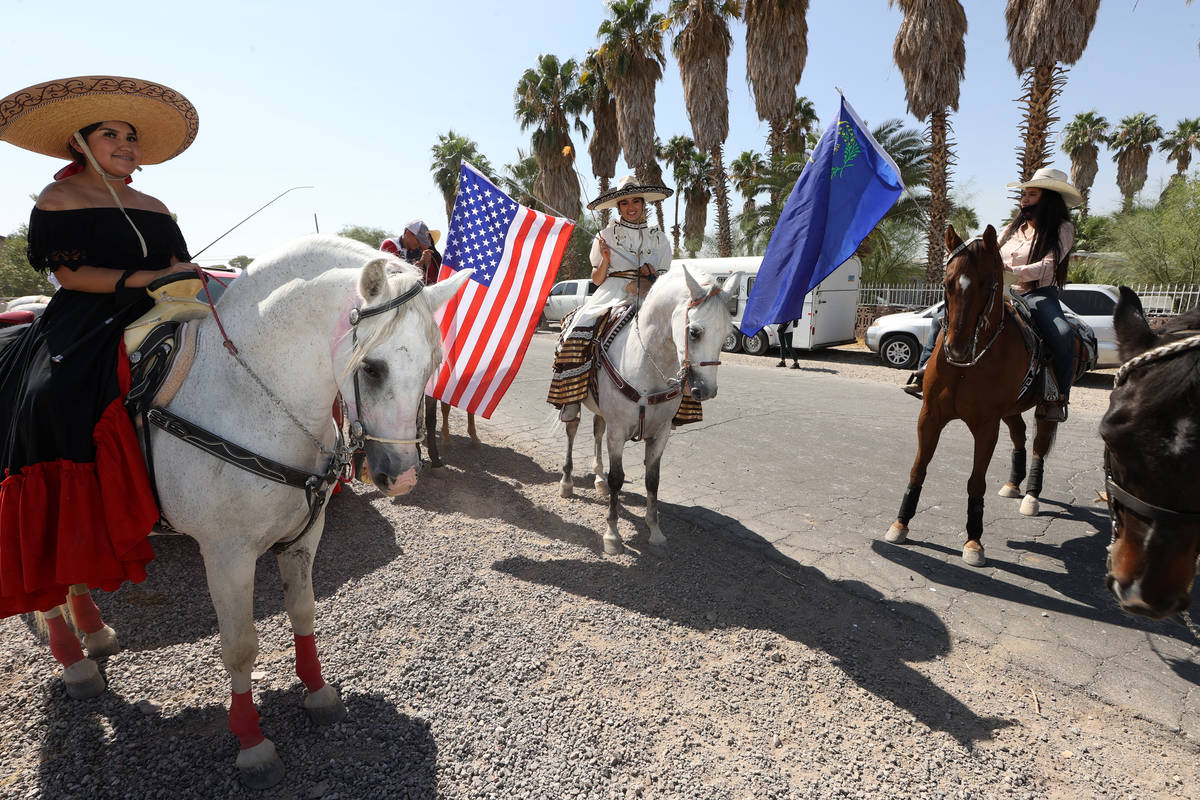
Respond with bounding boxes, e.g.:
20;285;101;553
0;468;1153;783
548;176;672;421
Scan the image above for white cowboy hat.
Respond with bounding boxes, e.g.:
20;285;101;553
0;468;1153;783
1007;167;1083;209
587;175;673;211
0;75;198;165
404;219;442;247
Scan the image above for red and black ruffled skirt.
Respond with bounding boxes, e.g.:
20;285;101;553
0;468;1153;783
0;291;159;618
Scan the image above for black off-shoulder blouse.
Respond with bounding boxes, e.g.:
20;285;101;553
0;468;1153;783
27;207;191;273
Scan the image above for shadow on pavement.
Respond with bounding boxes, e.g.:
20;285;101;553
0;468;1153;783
494;503;1015;749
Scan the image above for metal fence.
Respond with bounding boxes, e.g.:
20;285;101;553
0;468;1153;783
858;282;1200;315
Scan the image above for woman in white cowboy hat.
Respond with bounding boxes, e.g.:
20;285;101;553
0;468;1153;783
548;176;672;421
0;76;200;618
903;167;1081;420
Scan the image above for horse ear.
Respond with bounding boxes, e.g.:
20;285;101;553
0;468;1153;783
1113;286;1156;362
945;224;962;252
982;224;998;249
719;271;745;311
424;269;474;312
359;258;390;302
681;264;706;303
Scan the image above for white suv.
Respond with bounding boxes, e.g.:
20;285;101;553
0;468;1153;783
865;284;1123;370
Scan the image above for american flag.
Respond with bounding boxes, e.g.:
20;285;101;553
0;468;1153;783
427;162;574;418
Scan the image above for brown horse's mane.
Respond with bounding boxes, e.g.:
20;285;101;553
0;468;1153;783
1157;306;1200;337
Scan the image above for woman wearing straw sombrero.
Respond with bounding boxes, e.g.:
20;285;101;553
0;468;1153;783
0;76;199;619
547;176;672;422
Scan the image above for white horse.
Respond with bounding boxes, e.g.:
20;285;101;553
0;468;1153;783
559;264;740;557
32;235;470;788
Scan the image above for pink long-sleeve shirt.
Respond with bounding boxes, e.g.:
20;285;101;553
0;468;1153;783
1000;220;1075;294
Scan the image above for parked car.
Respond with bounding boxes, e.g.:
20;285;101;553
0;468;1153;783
542;278;597;325
865;284;1123;370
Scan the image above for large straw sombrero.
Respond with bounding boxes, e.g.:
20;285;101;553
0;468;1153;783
0;76;198;165
588;175;673;211
1006;167;1083;208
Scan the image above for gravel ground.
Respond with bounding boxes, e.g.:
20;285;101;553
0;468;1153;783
1;344;1194;800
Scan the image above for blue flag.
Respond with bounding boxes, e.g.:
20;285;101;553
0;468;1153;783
739;96;904;336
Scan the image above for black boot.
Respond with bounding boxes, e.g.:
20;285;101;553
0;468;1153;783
901;366;926;399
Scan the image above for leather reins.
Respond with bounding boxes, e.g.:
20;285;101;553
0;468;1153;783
941;237;1006;368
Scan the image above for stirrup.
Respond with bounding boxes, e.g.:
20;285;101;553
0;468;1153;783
901;369;924;399
1036;400;1068;422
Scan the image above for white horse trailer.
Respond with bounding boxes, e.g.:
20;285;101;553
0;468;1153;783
678;255;861;355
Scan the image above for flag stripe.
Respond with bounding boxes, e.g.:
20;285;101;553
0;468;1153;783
450;211;554;407
428;162;574;418
479;218;573;417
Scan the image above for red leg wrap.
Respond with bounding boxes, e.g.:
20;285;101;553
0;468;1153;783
229;689;266;750
294;634;326;693
47;613;85;667
68;591;106;635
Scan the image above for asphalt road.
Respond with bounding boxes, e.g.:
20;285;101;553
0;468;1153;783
469;331;1200;738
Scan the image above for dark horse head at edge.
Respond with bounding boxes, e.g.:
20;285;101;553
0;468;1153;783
1101;287;1200;619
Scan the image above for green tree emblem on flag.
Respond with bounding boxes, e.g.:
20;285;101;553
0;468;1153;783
831;121;861;179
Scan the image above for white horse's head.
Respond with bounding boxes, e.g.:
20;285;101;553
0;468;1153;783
344;258;470;496
664;265;742;401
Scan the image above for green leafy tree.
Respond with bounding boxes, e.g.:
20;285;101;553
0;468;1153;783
744;0;809;161
337;225;394;249
0;227;53;296
581;49;621;227
1103;177;1200;283
228;255;253;270
501;149;539;209
659;134;696;255
1159;117;1200;192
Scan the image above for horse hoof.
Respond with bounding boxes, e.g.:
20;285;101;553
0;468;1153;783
304;684;348;726
236;739;285;790
603;537;624;556
594;479;609;497
997;483;1021;498
1019;495;1040;516
83;625;119;659
884;522;909;544
559;481;573;498
962;540;986;567
63;657;106;699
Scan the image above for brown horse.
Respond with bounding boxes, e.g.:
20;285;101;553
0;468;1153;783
1102;288;1200;618
422;398;478;470
885;225;1084;566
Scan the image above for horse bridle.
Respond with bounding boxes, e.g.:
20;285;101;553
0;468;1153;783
633;284;724;391
1103;332;1200;572
941;237;1006;368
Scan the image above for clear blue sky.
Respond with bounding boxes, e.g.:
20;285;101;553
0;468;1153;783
2;1;1196;265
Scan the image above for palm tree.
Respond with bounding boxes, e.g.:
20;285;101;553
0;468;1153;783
1159;117;1200;177
744;0;809;162
1109;112;1163;212
660;134;697;256
1005;0;1101;182
679;149;713;257
501;149;539;209
1060;110;1109;220
581;49;621;226
514;53;588;222
597;0;668;192
729;149;766;253
430;131;496;222
891;0;967;280
668;0;742;258
781;96;819;159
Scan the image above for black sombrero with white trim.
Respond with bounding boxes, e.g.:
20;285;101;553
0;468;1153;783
588;175;673;211
0;75;198;165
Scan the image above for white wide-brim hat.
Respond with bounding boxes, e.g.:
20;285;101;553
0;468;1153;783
588;174;673;211
1007;167;1083;208
0;75;198;165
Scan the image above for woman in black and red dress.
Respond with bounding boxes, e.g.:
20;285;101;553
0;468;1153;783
0;76;200;618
